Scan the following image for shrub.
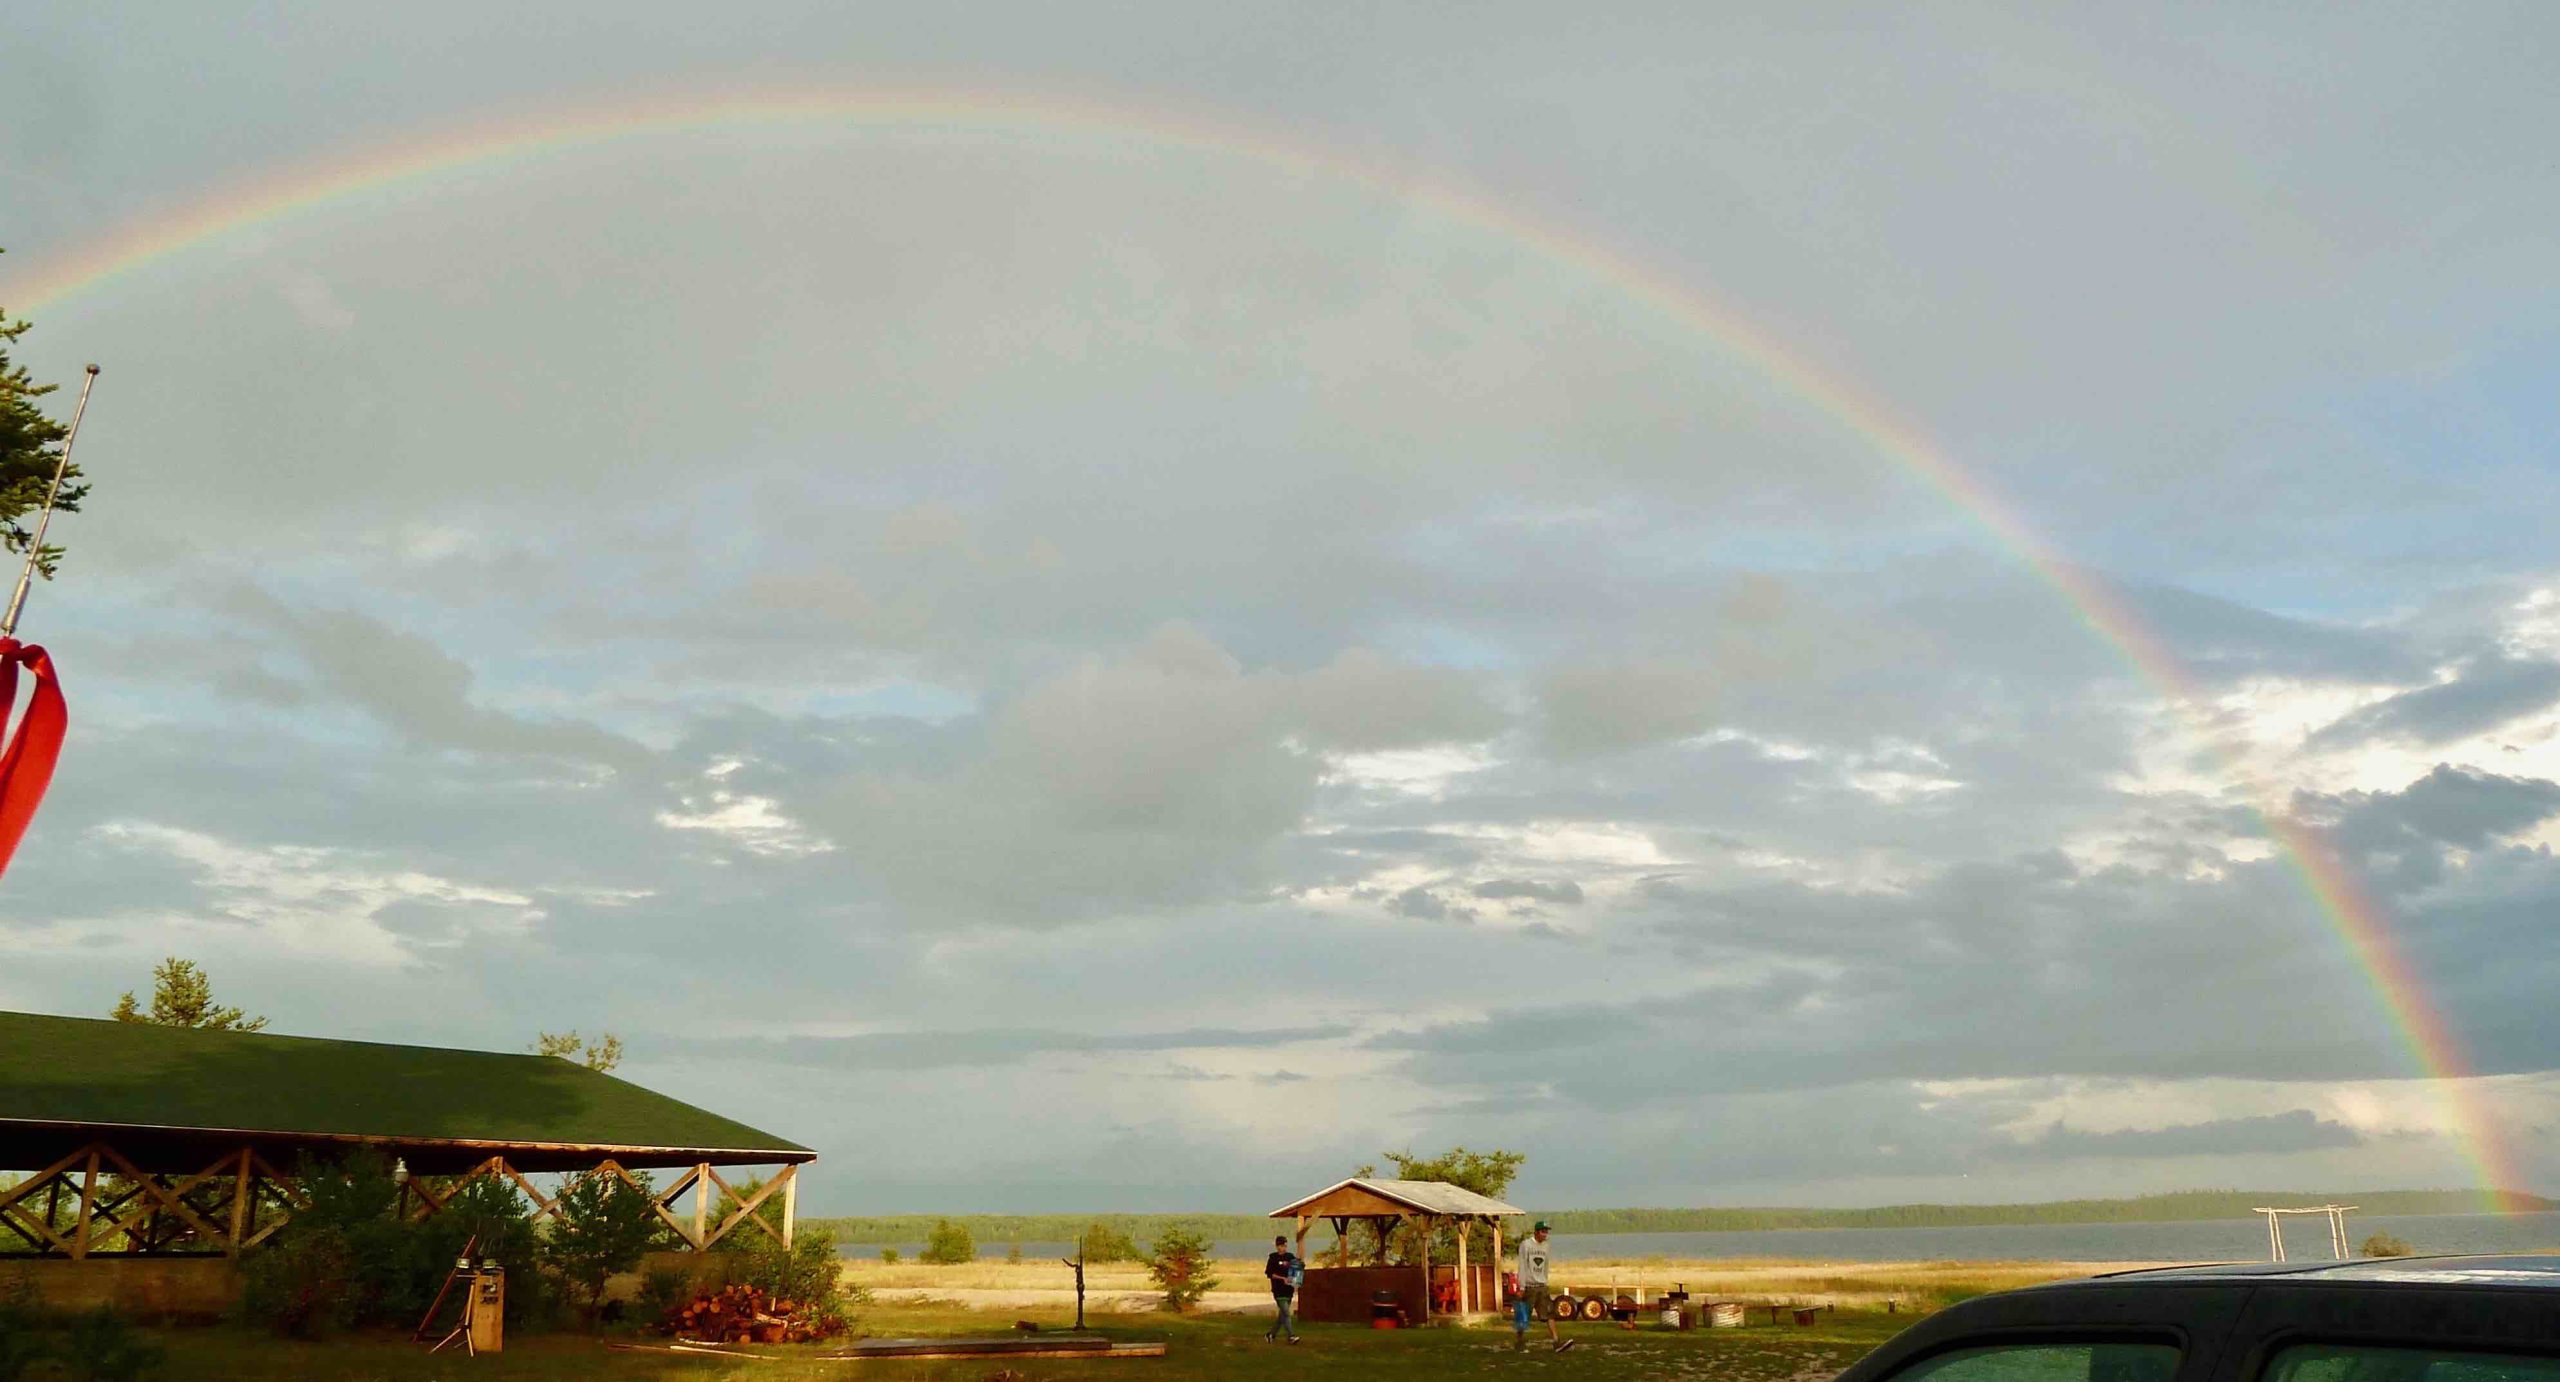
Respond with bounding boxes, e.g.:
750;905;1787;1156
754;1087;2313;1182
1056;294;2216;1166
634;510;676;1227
2361;1233;2415;1258
241;1229;358;1338
59;1307;162;1382
878;1247;900;1265
1080;1223;1139;1263
733;1228;868;1312
1006;1243;1023;1264
233;1151;570;1339
1143;1225;1219;1313
541;1173;666;1327
0;1277;47;1382
919;1219;975;1265
635;1266;694;1328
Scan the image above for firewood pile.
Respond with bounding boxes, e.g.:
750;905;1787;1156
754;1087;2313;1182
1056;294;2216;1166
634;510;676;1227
659;1283;847;1345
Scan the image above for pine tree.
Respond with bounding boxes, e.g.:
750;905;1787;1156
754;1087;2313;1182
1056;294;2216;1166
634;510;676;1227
0;256;88;578
110;957;269;1032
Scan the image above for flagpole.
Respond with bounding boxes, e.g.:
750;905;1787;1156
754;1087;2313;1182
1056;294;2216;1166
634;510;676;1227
2;363;99;639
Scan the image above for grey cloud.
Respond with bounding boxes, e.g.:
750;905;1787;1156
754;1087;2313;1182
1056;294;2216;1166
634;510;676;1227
1363;833;2560;1106
1987;1111;2363;1163
1387;885;1479;922
2311;765;2560;855
2311;660;2560;749
234;593;651;772
794;625;1502;923
1471;878;1584;905
1286;647;1504;751
685;1024;1357;1073
2110;581;2425;687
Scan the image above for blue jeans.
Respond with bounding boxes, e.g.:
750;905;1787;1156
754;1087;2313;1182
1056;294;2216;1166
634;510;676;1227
1270;1295;1297;1338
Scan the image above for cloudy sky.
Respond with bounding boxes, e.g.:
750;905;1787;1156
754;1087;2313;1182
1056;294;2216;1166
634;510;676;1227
5;3;2558;1214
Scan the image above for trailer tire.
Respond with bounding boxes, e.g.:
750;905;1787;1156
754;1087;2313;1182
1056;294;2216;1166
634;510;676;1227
1580;1297;1609;1321
1550;1294;1578;1322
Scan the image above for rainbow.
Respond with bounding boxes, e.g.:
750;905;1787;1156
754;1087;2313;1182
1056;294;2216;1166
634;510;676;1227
3;85;2527;1205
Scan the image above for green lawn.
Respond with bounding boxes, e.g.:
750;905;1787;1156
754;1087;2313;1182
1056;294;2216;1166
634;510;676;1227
118;1300;1910;1380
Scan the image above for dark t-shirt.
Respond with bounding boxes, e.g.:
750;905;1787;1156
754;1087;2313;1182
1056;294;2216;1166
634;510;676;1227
1266;1251;1299;1298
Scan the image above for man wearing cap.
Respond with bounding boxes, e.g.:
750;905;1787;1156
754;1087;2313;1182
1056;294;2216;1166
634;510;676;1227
1263;1234;1303;1344
1515;1220;1573;1352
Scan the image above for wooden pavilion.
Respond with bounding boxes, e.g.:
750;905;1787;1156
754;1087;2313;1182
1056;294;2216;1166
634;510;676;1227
1270;1177;1524;1324
0;1009;814;1266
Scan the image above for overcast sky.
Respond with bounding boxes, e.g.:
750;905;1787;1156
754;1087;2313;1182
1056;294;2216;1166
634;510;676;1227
4;3;2558;1215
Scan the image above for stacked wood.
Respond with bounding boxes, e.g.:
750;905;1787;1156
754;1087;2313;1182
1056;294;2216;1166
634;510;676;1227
659;1283;846;1345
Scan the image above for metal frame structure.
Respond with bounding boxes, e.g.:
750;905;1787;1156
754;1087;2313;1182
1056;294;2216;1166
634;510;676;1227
2253;1203;2358;1262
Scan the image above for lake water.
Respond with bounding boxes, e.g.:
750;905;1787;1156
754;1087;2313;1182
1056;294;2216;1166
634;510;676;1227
842;1211;2560;1265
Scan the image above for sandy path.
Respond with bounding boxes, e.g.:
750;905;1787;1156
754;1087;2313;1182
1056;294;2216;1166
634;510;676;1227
867;1286;1274;1314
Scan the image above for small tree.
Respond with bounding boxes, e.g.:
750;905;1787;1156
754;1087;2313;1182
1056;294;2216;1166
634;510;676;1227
878;1247;900;1265
110;958;267;1032
2361;1232;2415;1258
533;1031;624;1074
1005;1242;1023;1264
1080;1222;1139;1263
920;1219;975;1265
1143;1225;1219;1312
542;1172;664;1326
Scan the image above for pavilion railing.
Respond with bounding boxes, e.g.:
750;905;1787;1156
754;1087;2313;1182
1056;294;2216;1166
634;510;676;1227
0;1142;798;1257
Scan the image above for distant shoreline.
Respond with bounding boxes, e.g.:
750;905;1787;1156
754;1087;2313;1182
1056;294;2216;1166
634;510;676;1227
804;1188;2554;1245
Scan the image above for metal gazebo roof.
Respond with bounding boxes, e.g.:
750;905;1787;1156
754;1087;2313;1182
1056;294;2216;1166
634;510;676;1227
1270;1177;1525;1220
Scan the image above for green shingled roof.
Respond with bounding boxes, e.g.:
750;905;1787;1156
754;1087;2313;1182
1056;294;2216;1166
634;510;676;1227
0;1010;811;1170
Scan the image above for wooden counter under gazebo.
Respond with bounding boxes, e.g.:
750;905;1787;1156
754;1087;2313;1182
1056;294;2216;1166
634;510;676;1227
1270;1177;1525;1324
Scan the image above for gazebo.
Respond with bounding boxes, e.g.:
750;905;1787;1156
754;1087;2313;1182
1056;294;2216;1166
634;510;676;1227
1270;1177;1525;1324
0;1010;813;1305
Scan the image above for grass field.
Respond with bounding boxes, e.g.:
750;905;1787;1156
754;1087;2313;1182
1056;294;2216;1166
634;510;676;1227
106;1259;2123;1381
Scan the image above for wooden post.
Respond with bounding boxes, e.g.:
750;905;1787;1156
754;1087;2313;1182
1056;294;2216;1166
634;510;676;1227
69;1148;100;1260
1457;1215;1471;1314
779;1166;797;1248
227;1148;253;1256
1418;1214;1431;1322
1332;1216;1349;1268
693;1164;711;1250
1061;1239;1088;1331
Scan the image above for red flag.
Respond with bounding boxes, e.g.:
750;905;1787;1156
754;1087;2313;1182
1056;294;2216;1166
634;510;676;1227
0;638;66;875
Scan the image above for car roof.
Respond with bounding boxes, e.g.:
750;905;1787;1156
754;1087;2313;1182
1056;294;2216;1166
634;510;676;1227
2068;1255;2560;1289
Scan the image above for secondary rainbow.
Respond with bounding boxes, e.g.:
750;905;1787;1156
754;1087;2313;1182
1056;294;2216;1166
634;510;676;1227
5;84;2523;1205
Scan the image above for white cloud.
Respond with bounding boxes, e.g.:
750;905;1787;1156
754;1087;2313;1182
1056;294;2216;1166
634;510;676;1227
656;792;835;858
58;821;545;965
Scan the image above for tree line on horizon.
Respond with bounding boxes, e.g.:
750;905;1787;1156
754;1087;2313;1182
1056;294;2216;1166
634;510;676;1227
803;1187;2553;1246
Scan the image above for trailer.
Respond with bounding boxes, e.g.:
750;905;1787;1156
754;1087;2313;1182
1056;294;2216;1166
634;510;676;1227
1547;1281;1695;1324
